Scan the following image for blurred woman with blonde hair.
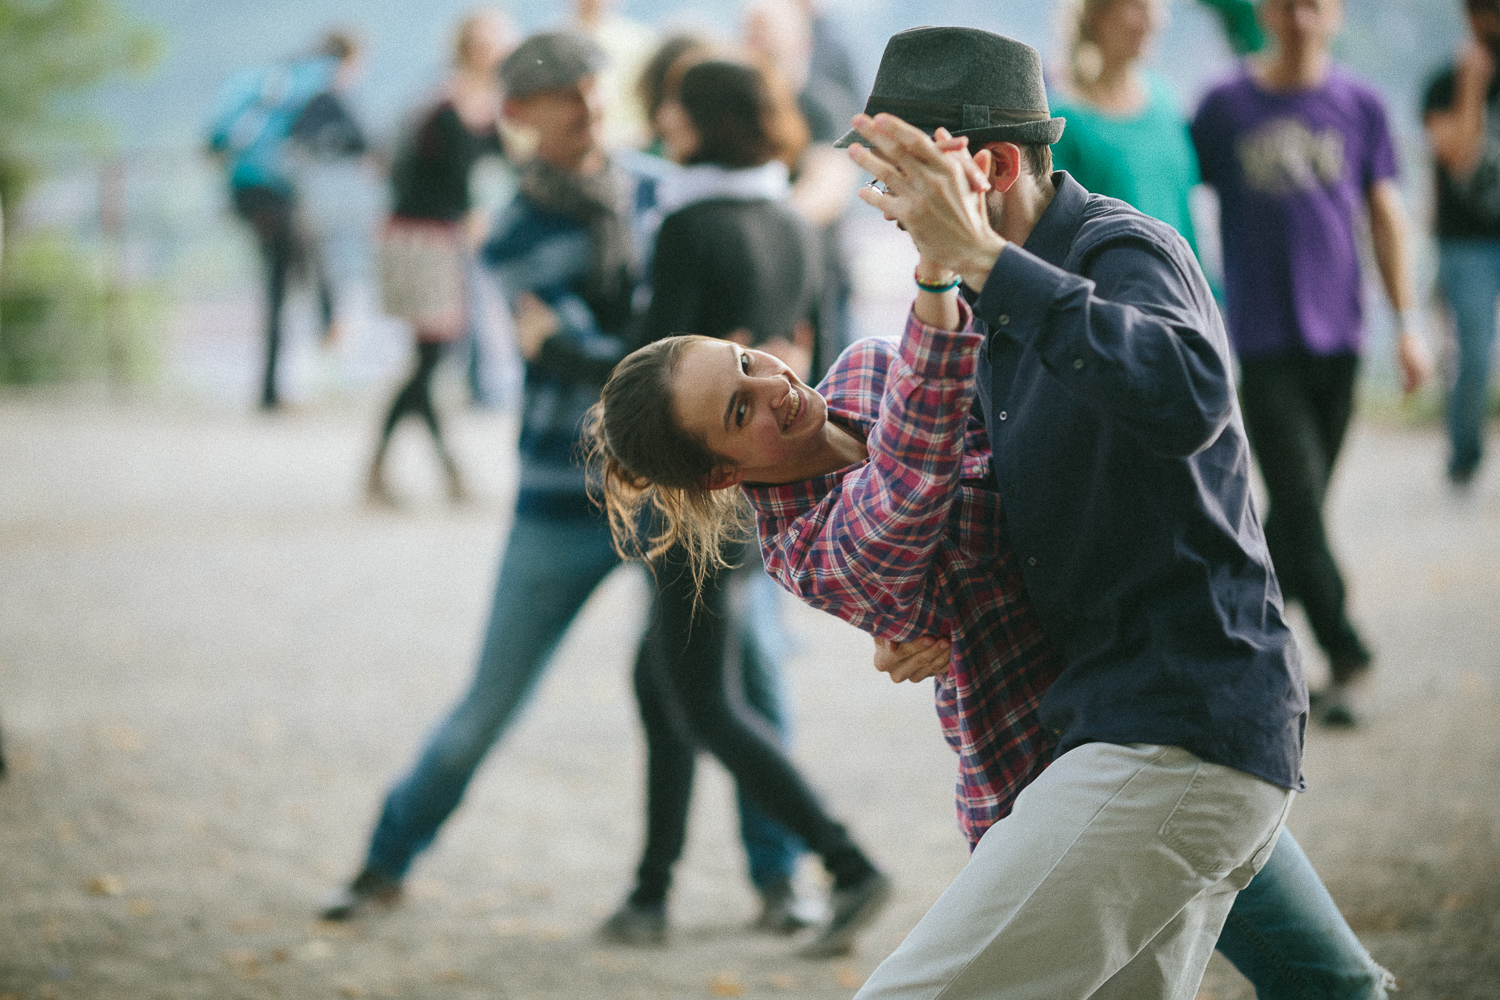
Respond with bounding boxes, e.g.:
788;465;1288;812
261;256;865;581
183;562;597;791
1049;0;1204;255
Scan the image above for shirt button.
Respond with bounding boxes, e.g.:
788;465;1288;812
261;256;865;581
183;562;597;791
998;410;1008;421
1073;358;1084;370
1027;556;1038;567
997;314;1010;326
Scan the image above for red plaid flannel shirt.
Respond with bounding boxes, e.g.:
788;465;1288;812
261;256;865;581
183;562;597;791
744;305;1066;847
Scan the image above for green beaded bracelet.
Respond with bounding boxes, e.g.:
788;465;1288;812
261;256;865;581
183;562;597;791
914;269;961;294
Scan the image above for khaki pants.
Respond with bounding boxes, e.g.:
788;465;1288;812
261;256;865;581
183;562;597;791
857;743;1293;1000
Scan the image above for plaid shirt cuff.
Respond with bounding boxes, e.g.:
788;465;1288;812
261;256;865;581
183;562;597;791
900;297;980;381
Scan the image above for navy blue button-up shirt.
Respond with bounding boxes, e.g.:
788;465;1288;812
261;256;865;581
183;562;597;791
972;172;1307;793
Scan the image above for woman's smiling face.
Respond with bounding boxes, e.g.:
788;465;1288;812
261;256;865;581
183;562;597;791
670;338;828;486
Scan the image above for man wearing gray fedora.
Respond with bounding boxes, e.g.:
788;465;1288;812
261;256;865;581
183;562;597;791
838;26;1312;998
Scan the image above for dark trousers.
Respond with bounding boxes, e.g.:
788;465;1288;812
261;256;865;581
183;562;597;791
378;341;449;458
1239;352;1370;678
231;184;333;409
628;540;870;907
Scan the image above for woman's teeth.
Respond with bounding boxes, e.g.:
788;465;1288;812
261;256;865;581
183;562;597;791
784;388;801;428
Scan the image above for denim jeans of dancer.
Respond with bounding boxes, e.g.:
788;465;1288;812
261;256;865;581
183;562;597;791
364;512;622;879
1218;828;1394;999
1239;353;1369;677
363;511;802;883
734;567;804;890
1437;239;1500;482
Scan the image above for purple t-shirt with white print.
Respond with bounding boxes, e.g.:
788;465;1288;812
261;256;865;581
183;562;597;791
1191;66;1398;358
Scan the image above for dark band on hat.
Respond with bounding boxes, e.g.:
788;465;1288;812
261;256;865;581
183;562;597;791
863;96;1055;132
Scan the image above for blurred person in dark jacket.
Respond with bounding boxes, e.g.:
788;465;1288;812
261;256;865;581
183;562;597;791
366;9;513;505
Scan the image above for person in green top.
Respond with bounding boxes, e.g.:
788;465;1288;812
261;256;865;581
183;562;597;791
1048;0;1204;255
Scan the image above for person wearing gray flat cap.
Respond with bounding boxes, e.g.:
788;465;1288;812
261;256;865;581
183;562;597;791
827;25;1320;1000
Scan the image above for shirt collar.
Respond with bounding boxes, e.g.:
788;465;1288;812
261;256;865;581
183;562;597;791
1020;171;1089;270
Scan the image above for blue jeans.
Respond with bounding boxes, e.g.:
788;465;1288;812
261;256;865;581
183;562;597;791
1437;239;1500;481
1218;828;1393;999
735;569;804;889
363;512;798;882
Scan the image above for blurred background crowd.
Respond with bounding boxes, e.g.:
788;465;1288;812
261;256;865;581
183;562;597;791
0;0;1489;432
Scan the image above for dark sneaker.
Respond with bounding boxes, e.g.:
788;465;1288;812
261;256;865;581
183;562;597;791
798;871;892;959
320;867;404;922
1319;680;1364;728
753;878;820;935
598;900;667;946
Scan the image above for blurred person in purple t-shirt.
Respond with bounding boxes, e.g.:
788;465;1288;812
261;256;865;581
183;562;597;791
1423;0;1500;487
1191;0;1432;728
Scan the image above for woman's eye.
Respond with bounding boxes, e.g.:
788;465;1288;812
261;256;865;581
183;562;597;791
735;400;748;427
740;352;751;373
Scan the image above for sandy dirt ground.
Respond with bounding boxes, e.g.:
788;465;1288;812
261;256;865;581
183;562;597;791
0;396;1496;1000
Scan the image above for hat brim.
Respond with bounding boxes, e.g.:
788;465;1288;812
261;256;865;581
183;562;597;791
834;116;1065;150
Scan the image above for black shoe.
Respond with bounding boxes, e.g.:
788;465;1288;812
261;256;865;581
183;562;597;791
798;871;892;959
753;878;819;935
1319;681;1363;728
598;900;667;946
320;867;403;922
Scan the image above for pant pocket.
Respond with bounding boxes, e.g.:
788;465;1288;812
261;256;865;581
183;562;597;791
1158;765;1273;881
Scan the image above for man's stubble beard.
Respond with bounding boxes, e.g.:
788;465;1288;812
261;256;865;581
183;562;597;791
985;190;1005;236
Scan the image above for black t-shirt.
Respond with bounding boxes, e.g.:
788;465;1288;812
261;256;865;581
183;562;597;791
391;102;504;222
644;198;821;347
1423;64;1500;239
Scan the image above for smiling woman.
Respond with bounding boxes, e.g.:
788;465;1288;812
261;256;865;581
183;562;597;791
585;332;861;583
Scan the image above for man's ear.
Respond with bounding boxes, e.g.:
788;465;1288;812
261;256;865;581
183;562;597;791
704;465;743;491
980;142;1024;194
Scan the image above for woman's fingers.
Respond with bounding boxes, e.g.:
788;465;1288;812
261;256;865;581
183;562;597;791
874;636;953;683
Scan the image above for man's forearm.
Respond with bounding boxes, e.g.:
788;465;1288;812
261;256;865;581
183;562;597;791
1368;180;1414;315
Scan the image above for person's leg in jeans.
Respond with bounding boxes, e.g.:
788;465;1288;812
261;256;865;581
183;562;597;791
1240;354;1370;705
735;567;807;925
1216;828;1394;1000
338;514;622;901
1437;238;1500;484
854;743;1291;1000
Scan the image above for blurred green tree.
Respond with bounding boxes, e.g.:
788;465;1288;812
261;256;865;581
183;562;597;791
0;0;160;383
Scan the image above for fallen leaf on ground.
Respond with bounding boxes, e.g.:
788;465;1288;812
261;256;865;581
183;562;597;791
338;985;366;998
87;875;125;896
433;970;464;984
834;965;866;989
223;950;262;978
768;974;797;989
709;973;747;997
126;899;153;917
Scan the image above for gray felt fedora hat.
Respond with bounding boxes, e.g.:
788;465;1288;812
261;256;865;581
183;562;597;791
501;30;607;99
834;26;1065;149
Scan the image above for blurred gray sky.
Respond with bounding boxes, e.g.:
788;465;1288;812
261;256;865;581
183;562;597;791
99;0;1470;153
